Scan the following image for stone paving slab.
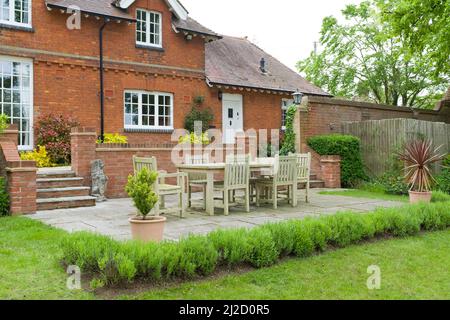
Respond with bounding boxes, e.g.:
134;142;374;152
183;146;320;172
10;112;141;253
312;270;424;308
29;189;404;241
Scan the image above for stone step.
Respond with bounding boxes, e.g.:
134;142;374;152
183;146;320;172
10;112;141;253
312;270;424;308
37;196;97;211
37;170;76;179
37;177;84;189
37;167;74;178
37;186;91;199
309;174;318;180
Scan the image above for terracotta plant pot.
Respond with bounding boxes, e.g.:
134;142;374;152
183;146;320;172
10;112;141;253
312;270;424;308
409;191;432;204
129;216;167;243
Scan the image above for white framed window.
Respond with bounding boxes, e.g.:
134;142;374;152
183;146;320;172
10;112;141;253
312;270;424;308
124;91;173;130
0;56;33;150
0;0;32;28
281;98;294;130
136;9;162;48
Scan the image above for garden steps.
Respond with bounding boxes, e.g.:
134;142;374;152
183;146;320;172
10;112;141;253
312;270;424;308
37;170;76;179
37;177;84;189
36;169;96;211
37;186;91;199
37;196;97;211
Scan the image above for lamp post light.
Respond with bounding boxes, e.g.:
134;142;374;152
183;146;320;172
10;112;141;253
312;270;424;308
293;89;303;105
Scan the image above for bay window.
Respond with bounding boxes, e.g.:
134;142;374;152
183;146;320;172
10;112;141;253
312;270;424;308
0;56;33;150
0;0;32;27
124;91;173;130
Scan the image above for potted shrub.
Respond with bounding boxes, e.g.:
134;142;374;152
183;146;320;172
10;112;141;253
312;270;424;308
126;167;165;242
398;139;445;204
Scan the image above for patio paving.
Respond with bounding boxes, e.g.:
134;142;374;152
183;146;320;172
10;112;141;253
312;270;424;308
29;189;404;241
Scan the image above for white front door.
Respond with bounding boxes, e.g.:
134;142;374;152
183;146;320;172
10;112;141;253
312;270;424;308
222;94;243;144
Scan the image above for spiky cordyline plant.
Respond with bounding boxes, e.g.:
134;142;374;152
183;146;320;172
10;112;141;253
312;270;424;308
398;139;445;193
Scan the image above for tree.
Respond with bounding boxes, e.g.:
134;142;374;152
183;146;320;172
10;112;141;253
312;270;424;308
297;1;449;109
378;0;450;73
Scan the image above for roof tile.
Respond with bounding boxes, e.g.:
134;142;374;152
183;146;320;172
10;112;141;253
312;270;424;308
206;36;331;96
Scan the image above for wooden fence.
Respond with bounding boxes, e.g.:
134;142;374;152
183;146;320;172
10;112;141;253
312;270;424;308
342;118;450;177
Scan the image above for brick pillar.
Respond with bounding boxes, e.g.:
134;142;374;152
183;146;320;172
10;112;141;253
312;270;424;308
6;160;37;215
0;124;19;146
320;155;341;188
71;127;97;185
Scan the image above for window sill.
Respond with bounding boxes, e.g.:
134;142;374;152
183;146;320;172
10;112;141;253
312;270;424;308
135;44;165;52
125;128;174;134
0;23;34;32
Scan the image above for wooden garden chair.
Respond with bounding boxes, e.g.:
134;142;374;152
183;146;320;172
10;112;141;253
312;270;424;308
133;156;187;218
255;155;298;209
290;152;311;203
185;154;210;209
213;154;251;216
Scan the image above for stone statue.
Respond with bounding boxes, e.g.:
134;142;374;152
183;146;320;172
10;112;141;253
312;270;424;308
91;159;108;202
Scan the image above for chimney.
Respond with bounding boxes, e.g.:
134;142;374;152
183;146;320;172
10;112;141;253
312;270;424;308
260;58;267;73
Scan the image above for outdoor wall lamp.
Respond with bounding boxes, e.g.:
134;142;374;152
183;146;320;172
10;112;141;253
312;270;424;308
293;89;303;105
218;90;223;101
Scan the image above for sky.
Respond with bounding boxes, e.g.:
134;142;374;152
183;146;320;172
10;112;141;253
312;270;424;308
182;0;363;71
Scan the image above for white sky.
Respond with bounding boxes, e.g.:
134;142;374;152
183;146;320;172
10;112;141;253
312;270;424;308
182;0;362;71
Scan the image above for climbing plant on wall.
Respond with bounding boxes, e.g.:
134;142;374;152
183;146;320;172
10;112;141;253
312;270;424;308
184;96;214;133
280;105;297;156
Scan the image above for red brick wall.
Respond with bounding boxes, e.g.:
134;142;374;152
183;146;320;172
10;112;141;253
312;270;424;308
0;126;37;215
0;0;213;146
0;0;205;70
300;97;449;150
1;0;292;146
71;128;245;198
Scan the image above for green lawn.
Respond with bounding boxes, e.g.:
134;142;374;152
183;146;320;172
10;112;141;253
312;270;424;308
126;230;450;300
1;216;449;300
319;189;408;202
0;217;94;300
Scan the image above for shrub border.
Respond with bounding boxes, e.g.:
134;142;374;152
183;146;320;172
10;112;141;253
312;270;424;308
60;201;450;286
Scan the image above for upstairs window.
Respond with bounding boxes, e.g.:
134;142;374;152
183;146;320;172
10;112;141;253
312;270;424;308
0;0;32;27
136;9;162;48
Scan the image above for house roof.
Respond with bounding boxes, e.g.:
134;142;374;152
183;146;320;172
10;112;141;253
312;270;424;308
45;0;219;37
115;0;188;20
172;17;220;38
45;0;135;21
205;36;331;96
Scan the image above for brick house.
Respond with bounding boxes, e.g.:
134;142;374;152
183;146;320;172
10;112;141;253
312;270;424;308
0;0;331;151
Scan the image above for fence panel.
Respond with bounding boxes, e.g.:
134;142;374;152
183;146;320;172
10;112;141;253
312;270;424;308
342;119;450;177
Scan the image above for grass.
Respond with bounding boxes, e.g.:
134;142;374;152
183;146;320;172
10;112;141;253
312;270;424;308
319;189;450;204
1;216;450;300
0;217;94;300
126;230;450;300
319;189;408;202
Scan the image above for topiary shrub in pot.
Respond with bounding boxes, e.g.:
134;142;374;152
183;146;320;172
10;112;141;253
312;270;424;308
125;167;164;242
398;139;446;204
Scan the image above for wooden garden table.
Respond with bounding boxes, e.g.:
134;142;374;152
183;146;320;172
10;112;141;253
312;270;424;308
177;159;274;216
